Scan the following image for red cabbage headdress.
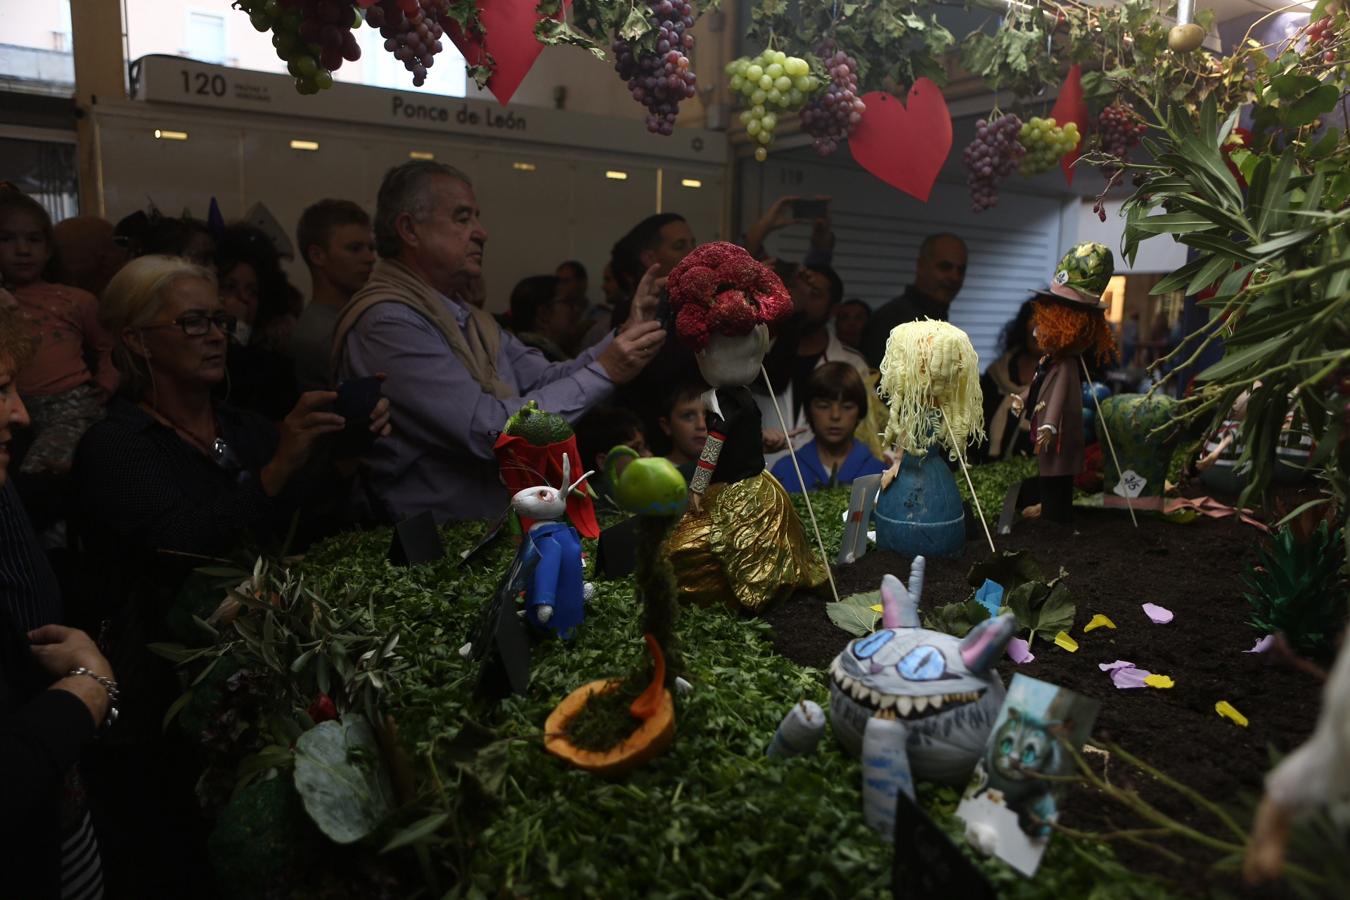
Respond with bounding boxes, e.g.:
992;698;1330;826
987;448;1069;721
666;242;793;351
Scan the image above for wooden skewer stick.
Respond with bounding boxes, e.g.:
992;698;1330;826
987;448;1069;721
1081;358;1138;529
761;365;840;604
942;409;996;554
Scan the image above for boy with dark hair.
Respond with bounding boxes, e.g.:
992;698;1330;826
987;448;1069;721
574;405;650;506
291;199;375;391
657;379;708;481
770;362;884;493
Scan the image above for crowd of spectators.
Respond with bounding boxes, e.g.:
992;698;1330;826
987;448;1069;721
0;161;1075;896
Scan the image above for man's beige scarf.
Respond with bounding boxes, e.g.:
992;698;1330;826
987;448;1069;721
330;258;514;399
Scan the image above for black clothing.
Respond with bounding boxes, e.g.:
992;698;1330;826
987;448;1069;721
708;387;765;485
71;397;304;896
615;334;699;458
1040;475;1075;523
71;397;292;633
226;341;300;423
0;483;95;900
0;608;96;900
0;481;62;632
861;284;951;368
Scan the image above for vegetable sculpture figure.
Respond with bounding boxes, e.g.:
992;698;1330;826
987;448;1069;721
664;242;826;613
771;558;1017;840
874;321;986;557
510;455;593;639
1015;243;1119;522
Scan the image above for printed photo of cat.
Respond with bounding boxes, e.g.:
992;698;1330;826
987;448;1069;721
956;674;1100;877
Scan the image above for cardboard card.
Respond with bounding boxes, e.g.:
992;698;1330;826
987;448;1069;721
838;474;882;565
389;511;444;567
955;674;1100;877
892;789;997;899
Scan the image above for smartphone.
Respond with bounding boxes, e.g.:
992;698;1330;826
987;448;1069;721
332;375;382;458
791;198;829;221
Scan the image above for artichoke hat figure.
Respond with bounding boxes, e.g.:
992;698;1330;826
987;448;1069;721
662;242;826;614
1014;243;1120;523
874;320;987;557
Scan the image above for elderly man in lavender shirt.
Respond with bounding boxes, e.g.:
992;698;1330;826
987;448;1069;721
332;161;667;522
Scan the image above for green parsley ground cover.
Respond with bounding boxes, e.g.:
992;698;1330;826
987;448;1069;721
251;460;1167;898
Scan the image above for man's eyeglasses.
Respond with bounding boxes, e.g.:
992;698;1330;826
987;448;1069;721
144;312;237;337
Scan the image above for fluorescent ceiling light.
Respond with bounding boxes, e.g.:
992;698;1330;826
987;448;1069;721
512;162;537;172
290;139;320;151
605;170;629;180
409;151;435;160
681;178;702;188
153;129;188;141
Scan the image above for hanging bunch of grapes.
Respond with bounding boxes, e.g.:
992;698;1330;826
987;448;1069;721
1305;15;1340;64
1095;101;1148;176
611;0;698;136
1018;116;1080;176
726;47;821;162
963;113;1025;212
364;0;448;88
238;0;363;94
799;44;864;158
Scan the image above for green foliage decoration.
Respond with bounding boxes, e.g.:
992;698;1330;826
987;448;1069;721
1242;519;1347;656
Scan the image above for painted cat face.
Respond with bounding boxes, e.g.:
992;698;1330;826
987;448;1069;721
990;709;1057;782
827;563;1016;781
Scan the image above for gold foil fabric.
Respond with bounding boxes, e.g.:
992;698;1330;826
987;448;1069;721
666;471;827;613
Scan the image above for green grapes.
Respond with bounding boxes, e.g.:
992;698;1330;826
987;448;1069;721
726;48;821;163
1017;116;1080;176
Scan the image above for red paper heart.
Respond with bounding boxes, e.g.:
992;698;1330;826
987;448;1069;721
848;80;952;202
1050;63;1089;185
446;0;570;106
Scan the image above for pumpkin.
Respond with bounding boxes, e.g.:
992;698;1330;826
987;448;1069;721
544;634;675;777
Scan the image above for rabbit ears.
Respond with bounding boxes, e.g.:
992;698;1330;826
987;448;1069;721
879;557;926;629
558;455;594;500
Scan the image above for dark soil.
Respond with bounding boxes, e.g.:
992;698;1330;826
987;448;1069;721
764;506;1328;897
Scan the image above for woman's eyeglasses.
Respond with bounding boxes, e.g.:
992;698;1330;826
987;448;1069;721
144;312;238;337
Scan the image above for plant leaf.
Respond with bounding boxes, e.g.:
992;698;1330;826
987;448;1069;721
381;812;450;854
293;717;395;844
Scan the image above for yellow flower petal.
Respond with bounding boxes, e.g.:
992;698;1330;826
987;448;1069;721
1054;631;1079;653
1215;700;1248;727
870;604;883;613
1084;614;1116;632
1144;674;1174;689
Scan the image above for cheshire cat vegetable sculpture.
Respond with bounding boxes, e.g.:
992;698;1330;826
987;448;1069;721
773;556;1016;839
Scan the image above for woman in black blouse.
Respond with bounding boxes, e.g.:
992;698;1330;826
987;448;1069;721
70;255;389;895
0;305;113;899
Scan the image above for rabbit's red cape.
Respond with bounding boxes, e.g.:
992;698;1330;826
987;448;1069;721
493;432;600;538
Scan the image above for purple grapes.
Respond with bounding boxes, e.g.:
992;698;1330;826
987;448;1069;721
963;113;1025;212
612;0;697;135
800;49;864;157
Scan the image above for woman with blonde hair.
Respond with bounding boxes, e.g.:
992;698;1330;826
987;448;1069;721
70;254;389;895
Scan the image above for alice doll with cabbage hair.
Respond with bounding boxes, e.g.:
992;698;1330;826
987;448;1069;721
873;319;986;557
662;242;826;614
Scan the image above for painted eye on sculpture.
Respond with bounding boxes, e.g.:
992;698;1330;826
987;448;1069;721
1000;737;1014;755
897;644;946;681
852;629;894;660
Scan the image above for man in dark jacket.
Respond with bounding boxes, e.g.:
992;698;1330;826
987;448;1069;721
861;233;968;367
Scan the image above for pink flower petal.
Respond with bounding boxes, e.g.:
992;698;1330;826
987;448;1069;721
1098;660;1135;672
1007;638;1035;664
1244;635;1274;654
1111;666;1152;689
1142;603;1174;624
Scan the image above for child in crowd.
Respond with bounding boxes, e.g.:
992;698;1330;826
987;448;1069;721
658;380;708;482
575;405;651;507
0;191;116;474
770;362;884;493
